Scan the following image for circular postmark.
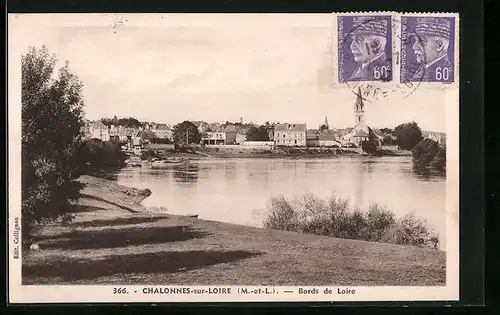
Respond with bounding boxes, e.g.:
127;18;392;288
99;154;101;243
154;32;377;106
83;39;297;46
340;16;425;102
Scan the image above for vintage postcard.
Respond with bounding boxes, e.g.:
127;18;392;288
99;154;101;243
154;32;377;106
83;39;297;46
8;13;459;303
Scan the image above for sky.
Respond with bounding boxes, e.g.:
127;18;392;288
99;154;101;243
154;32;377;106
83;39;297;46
9;14;449;132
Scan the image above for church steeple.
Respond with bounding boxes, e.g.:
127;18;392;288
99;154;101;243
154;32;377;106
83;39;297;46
324;113;329;129
354;87;365;125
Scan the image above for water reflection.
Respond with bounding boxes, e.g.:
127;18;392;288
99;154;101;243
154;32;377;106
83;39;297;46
115;157;446;246
172;164;200;183
412;166;446;181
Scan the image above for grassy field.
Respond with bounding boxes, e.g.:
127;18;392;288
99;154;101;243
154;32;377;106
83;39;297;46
22;175;445;286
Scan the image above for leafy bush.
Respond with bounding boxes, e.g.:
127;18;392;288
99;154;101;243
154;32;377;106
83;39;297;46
78;138;127;174
385;213;440;249
263;196;299;231
263;193;439;249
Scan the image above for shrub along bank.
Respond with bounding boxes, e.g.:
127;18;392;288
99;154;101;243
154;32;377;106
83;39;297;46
263;193;440;250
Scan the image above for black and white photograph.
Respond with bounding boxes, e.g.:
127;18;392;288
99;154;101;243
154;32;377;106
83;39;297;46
8;13;460;303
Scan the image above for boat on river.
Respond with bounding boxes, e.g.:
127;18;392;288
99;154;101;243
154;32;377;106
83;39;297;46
125;156;142;167
150;158;189;169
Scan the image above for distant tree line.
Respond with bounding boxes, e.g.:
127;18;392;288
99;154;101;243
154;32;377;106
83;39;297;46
246;124;271;141
101;116;142;128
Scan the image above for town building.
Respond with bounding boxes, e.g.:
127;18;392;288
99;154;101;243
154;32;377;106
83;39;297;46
340;88;383;149
274;123;307;147
124;127;139;139
201;131;226;145
319;131;341;147
149;122;158;133
236;133;247;145
82;120;110;142
155;124;172;139
141;122;152;131
267;129;274;141
323;114;330;130
117;126;129;141
306;129;320;147
128;136;143;156
108;124;120;141
425;132;446;146
225;131;238;145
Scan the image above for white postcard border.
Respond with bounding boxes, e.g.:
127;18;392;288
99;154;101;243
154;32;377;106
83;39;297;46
8;13;460;303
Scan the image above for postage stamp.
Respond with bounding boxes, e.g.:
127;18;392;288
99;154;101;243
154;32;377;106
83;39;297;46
400;16;456;83
8;13;460;304
338;15;393;83
333;13;458;103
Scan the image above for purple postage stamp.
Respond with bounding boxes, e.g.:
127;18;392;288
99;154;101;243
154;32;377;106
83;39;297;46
401;16;455;83
338;15;392;83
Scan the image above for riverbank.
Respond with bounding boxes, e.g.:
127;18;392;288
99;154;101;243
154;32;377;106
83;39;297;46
151;148;412;160
23;175;445;286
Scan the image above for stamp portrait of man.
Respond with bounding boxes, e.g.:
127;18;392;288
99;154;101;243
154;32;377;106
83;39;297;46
409;17;454;82
346;17;392;81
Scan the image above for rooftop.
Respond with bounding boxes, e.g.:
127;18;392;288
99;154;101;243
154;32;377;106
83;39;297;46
274;123;306;132
156;124;169;130
319;133;337;141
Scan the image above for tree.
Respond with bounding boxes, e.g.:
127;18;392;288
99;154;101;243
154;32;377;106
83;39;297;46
22;46;85;240
411;138;440;171
430;146;446;173
382;134;396;146
79;138;127;172
246;125;270;141
172;121;201;145
319;124;329;132
138;130;156;141
393;122;423;150
118;117;142;128
379;128;393;135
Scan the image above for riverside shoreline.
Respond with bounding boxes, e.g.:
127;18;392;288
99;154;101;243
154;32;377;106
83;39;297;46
152;148;412;160
23;175;445;286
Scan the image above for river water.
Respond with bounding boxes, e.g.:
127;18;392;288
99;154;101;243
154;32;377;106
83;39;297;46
115;157;446;244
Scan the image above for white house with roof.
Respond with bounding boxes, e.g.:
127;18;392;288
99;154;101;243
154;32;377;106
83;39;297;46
201;131;226;145
154;124;172;139
82;120;110;141
425;131;446;146
319;131;341;147
274;123;307;147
